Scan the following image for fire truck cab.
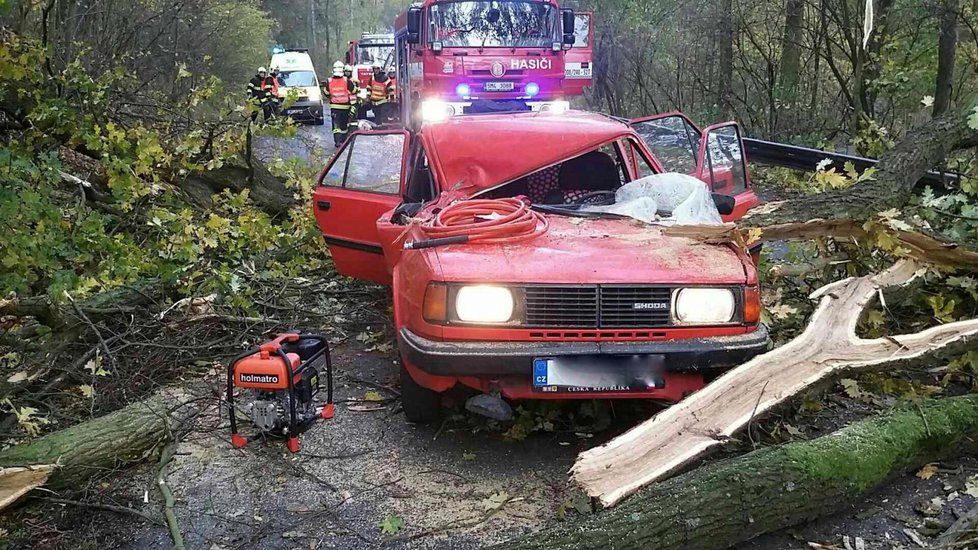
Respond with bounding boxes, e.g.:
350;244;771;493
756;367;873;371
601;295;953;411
394;0;579;128
345;34;395;90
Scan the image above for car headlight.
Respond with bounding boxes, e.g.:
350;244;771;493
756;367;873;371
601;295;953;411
672;288;736;325
455;285;514;324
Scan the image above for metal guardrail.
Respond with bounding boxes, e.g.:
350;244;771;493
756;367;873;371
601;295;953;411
743;137;960;189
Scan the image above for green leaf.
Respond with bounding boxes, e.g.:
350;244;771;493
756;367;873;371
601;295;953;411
968;106;978;131
380;515;404;535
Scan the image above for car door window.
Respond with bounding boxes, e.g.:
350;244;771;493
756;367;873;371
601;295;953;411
344;133;406;194
703;125;747;195
632;115;700;174
321;146;351;187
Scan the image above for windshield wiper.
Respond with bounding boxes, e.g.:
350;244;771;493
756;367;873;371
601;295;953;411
530;204;625;220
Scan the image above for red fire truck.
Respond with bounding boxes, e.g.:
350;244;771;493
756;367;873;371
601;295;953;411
345;33;395;89
393;0;580;126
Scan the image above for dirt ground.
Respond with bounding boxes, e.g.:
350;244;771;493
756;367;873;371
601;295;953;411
11;338;978;550
4;123;976;549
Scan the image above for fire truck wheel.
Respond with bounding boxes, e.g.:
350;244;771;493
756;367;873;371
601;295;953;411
399;363;442;424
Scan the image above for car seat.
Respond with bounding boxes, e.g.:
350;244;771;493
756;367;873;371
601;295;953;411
544;151;620;205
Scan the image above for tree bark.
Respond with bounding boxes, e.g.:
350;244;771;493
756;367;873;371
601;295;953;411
178;154;296;218
746;101;978;228
0;396;173;489
933;0;959;117
572;261;978;507
717;0;734;118
778;0;805;102
501;394;978;550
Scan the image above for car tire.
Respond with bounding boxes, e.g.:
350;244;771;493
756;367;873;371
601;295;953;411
400;363;442;424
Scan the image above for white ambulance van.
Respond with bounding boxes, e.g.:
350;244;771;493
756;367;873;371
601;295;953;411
270;49;325;125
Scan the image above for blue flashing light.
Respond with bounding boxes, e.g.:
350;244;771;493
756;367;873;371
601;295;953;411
526;82;540;98
271;45;286;54
455;83;471;97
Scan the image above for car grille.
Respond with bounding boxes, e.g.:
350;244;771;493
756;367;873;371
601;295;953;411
523;285;672;328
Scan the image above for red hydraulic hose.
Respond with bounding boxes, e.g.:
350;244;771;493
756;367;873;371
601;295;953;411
417;198;549;246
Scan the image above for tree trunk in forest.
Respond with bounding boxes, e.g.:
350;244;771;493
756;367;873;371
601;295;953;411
717;0;734;118
0;396;173;489
571;261;978;507
501;394;978;550
933;0;959;116
778;0;805;101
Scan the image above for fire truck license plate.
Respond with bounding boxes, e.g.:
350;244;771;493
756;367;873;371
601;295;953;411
565;63;593;78
485;81;515;92
532;356;665;393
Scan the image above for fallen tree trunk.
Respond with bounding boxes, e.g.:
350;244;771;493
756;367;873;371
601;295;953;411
573;261;978;507
665;218;978;269
503;394;978;550
746;101;978;227
0;396;172;490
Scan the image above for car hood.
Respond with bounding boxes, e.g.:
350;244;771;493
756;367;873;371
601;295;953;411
431;215;749;285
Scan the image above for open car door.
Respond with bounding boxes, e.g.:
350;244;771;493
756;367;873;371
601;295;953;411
313;130;409;285
564;12;593;96
630;113;759;222
694;122;760;221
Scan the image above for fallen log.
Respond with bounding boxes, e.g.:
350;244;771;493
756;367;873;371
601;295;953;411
665;219;978;270
572;261;978;507
0;396;172;490
503;394;978;550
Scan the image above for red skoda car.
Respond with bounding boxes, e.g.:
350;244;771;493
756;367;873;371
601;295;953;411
313;111;769;422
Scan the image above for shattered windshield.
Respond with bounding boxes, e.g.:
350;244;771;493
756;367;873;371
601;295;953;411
357;45;394;66
430;1;558;48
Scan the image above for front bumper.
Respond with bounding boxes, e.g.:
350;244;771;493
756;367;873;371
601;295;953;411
281;100;323;122
399;326;771;377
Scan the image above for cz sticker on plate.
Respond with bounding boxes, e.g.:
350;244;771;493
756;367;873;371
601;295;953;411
533;355;665;393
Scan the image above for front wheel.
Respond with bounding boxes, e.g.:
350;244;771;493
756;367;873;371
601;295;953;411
399;362;442;424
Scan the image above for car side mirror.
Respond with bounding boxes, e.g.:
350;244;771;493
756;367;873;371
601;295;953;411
561;9;576;45
712;194;736;216
406;7;422;44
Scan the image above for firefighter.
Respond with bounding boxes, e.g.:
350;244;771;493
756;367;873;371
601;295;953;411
367;62;393;124
268;66;283;117
343;64;361;120
327;61;354;147
247;66;274;122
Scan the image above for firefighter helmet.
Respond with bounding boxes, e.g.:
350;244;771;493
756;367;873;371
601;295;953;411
333;65;344;77
258;66;267;75
372;61;384;70
333;61;344;70
344;64;353;73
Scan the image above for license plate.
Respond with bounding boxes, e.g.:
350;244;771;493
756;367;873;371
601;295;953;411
565;63;593;79
532;355;665;393
484;81;515;92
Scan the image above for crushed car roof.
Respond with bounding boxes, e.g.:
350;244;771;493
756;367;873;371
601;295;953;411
420;110;637;195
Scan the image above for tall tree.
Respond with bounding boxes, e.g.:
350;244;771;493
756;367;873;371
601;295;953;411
717;0;735;118
933;0;959;116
